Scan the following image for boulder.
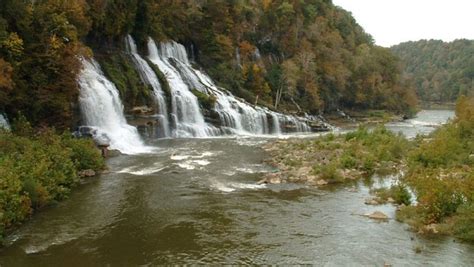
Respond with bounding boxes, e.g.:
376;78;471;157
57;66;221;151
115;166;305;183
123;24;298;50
258;173;282;184
365;198;381;205
73;126;97;138
130;106;154;115
94;134;111;147
79;169;96;177
420;224;439;234
315;179;328;186
365;211;389;220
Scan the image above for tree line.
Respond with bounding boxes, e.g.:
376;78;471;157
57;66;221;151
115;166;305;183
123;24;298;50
0;0;417;130
392;39;474;103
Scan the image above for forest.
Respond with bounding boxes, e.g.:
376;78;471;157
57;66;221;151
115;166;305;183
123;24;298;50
392;39;474;103
0;0;417;130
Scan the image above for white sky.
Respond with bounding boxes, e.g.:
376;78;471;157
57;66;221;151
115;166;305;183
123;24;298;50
332;0;474;47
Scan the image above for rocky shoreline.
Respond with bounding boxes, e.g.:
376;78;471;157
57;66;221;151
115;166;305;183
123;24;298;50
260;125;409;187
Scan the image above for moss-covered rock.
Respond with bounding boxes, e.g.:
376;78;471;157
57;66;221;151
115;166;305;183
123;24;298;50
96;52;154;111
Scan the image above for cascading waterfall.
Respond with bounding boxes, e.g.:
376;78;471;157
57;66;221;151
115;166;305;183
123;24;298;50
147;38;220;137
78;58;151;154
182;56;310;135
270;112;281;135
0;113;10;130
145;38;316;136
125;35;170;138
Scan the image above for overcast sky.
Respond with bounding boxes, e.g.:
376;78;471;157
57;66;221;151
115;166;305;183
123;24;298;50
332;0;474;47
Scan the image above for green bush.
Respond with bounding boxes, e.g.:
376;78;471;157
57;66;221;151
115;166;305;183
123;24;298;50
314;162;344;184
0;124;105;241
454;204;474;242
61;134;105;172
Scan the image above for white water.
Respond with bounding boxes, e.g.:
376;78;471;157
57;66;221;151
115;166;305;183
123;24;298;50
125;35;170;138
146;39;312;136
78;58;151;154
147;39;220;137
0;113;10;130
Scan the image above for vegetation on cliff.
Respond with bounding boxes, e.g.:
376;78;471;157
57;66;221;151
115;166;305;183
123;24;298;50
391;39;474;103
1;0;417;131
0;118;105;242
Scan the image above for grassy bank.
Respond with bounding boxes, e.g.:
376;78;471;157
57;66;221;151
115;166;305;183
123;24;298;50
0;118;105;242
264;96;473;242
397;96;474;241
262;126;410;185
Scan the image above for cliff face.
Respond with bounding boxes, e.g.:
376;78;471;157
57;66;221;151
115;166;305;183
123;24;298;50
0;0;416;130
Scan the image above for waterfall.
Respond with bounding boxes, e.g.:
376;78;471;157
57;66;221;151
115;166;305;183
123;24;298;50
0;113;10;131
125;35;170;138
78;58;151;154
146;38;314;136
147;38;219;137
189;61;310;135
270;112;281;135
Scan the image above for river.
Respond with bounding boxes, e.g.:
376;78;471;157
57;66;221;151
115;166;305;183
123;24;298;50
1;110;473;266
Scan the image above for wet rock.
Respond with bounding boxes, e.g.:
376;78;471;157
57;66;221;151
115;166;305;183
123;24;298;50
365;197;381;205
79;169;96;177
258;173;282;184
108;149;122;157
420;224;439;234
365;211;389;220
130;106;154;115
73;126;97;138
387;197;395;204
315;179;328;186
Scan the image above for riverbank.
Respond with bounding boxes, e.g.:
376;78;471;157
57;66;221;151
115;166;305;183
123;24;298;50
0;120;105;242
261;126;409;186
261;100;474;242
325;109;407;128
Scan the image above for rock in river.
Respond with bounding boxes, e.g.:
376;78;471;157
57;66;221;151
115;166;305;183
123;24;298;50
365;211;389;220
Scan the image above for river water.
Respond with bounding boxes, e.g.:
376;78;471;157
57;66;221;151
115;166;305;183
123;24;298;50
1;110;473;266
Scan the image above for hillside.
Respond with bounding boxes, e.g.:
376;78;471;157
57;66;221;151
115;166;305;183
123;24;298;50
392;39;474;103
0;0;417;130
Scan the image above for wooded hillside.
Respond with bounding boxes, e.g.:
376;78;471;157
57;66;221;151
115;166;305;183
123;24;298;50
0;0;417;129
392;39;474;103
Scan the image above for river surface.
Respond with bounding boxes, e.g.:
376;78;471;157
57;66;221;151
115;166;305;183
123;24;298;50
1;110;473;266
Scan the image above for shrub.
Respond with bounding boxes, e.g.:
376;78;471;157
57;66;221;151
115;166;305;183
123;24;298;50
314;162;344;183
0;126;105;241
61;134;105;171
453;204;474;242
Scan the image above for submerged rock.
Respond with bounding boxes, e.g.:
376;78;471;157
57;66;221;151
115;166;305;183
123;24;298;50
365;211;389;220
365;198;382;205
